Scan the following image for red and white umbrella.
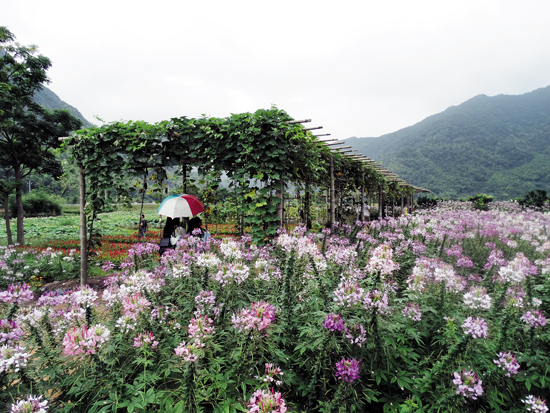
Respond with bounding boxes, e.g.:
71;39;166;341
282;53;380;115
157;194;204;218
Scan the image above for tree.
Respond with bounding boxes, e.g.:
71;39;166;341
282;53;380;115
0;26;82;244
517;189;549;209
0;163;15;244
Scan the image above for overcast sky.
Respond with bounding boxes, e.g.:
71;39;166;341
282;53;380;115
4;0;550;138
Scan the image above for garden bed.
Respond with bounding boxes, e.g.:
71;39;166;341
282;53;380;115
1;201;549;412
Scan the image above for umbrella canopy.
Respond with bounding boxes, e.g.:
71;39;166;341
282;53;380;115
158;194;205;218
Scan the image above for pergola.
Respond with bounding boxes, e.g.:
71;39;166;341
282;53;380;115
61;107;426;285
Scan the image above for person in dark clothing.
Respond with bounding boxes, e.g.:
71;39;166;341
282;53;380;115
187;216;210;241
162;217;174;238
139;215;148;237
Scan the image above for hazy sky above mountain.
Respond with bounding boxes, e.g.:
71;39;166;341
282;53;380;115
4;0;550;138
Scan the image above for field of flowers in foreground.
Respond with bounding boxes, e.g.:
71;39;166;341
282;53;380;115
0;201;549;412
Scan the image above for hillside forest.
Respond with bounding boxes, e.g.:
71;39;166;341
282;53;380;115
8;85;550;204
346;86;550;200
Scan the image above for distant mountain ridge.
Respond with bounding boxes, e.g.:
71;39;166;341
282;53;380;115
346;86;550;200
33;86;93;128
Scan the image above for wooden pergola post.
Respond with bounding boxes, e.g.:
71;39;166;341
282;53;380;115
276;177;283;228
79;166;88;286
360;171;365;221
305;178;311;230
330;155;335;230
378;185;384;219
182;163;187;193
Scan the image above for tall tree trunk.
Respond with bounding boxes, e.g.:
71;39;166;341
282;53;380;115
3;191;13;245
14;166;24;245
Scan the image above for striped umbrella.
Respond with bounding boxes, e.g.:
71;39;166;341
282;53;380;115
157;194;204;218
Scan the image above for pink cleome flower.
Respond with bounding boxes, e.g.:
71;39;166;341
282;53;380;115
453;370;484;400
521;310;547;329
133;332;159;349
62;324;110;357
493;351;520;377
232;301;276;333
322;313;345;332
247;388;287;413
335;358;361;383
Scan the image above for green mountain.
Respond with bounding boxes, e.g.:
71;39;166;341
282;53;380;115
33;86;93;128
346;86;550;200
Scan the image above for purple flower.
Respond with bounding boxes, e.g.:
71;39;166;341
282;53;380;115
462;316;488;339
101;261;116;272
232;301;276;333
322;313;345;332
456;256;474;268
335;358;361;383
402;302;422;322
521;310;547;329
333;280;365;308
363;289;390;314
344;324;367;347
0;319;24;344
0;283;34;304
493;351;520;377
453;370;483;400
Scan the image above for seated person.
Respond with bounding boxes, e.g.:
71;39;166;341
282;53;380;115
170;217;187;245
187;216;210;242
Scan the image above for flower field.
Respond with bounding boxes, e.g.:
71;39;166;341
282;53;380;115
0;201;549;412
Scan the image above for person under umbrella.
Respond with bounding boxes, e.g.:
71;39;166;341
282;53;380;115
187;216;210;242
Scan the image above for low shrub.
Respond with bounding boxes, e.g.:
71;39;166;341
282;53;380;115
9;191;63;217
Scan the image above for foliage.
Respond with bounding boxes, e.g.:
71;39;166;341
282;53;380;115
516;189;550;210
67;108;400;248
347;86;550;200
0;26;82;244
32;86;93;128
416;195;437;209
468;194;493;211
1;202;549;412
8;191;63;217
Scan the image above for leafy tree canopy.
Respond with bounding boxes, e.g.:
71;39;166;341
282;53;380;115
0;26;82;244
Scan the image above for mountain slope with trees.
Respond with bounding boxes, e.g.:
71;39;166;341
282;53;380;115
33;86;93;128
347;86;550;200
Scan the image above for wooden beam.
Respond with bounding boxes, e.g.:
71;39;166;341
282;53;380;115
303;126;323;131
330;146;351;150
286;119;311;124
313;133;331;137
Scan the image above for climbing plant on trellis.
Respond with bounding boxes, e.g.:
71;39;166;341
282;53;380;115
64;106;412;282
